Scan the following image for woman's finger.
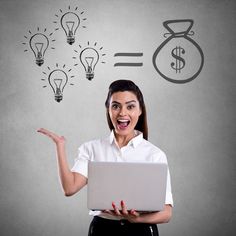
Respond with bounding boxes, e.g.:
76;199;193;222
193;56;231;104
121;200;129;215
130;209;140;217
37;128;56;137
112;202;121;216
37;128;65;144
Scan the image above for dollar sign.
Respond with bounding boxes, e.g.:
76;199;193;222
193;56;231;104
171;46;185;73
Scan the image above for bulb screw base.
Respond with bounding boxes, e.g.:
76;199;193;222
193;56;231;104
67;36;75;45
86;72;94;81
55;95;63;103
36;58;44;66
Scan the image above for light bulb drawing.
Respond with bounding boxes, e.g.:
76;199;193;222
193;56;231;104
29;33;49;66
73;42;106;81
54;6;87;45
61;12;80;45
80;48;99;80
22;27;55;66
42;64;75;103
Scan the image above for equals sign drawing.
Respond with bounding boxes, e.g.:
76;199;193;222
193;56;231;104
114;52;143;67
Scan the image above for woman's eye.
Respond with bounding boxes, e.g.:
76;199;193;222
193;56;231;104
127;104;135;110
111;104;119;110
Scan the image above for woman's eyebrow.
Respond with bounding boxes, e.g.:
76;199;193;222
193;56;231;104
111;100;137;104
126;100;137;104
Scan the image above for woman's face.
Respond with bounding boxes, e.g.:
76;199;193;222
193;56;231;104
108;91;142;137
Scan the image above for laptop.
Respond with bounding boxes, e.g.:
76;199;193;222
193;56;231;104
87;161;167;211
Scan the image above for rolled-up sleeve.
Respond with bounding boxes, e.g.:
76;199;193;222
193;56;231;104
71;143;90;178
154;151;174;207
165;168;174;206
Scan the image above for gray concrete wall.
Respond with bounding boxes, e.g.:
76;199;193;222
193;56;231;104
0;0;235;235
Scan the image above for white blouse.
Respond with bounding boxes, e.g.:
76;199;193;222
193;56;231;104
71;130;173;218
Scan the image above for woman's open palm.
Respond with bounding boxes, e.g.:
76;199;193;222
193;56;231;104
37;128;65;145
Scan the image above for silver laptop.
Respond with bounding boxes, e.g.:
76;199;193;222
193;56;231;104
87;161;167;211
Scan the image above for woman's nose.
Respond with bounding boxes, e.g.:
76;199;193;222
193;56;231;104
119;107;127;116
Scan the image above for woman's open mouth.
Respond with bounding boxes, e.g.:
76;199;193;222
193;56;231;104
117;119;130;129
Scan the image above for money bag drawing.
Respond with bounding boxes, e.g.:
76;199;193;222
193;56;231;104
153;19;204;84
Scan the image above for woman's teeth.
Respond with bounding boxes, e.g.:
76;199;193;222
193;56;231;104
117;119;130;127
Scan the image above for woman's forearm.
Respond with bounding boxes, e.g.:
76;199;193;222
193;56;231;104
37;128;86;196
56;143;77;196
135;205;172;224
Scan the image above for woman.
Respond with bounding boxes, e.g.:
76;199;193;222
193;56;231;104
38;79;173;236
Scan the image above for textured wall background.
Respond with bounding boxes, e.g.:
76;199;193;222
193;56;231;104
0;0;235;235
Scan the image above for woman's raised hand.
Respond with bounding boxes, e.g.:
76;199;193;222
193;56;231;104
37;128;87;196
37;128;66;145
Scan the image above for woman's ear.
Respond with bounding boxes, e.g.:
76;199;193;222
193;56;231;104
139;108;142;116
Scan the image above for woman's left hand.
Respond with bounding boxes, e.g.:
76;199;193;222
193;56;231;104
103;201;141;223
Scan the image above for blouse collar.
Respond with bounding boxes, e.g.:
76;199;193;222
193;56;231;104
109;130;143;148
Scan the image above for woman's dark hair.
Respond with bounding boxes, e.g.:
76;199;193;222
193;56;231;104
105;79;148;140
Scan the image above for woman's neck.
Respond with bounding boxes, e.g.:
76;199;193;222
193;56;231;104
114;130;137;148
